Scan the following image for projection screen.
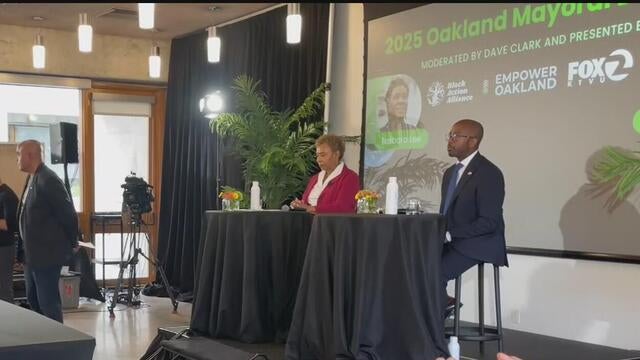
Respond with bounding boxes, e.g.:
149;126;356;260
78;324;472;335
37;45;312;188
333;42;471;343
363;3;640;259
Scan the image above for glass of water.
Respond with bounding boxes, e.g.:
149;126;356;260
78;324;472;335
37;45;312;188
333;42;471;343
406;198;421;215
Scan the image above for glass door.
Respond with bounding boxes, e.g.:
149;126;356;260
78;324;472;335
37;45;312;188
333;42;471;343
92;105;151;282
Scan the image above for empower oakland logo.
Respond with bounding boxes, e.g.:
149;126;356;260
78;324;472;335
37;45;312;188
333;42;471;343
493;65;558;96
568;49;634;87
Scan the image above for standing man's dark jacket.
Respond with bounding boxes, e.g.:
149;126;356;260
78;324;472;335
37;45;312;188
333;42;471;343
18;163;79;267
0;184;19;247
440;153;508;266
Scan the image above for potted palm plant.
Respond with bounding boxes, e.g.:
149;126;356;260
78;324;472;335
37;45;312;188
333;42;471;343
211;74;328;209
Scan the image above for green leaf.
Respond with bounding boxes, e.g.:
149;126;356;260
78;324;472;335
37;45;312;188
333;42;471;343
593;146;640;199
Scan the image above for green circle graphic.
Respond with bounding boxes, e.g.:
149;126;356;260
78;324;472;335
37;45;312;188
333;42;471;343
634;110;640;135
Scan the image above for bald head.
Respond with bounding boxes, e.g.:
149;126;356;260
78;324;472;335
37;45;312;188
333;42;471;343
454;119;484;144
447;119;484;161
17;140;43;174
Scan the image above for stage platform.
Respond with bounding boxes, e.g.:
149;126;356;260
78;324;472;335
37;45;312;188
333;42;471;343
0;300;95;359
150;323;640;360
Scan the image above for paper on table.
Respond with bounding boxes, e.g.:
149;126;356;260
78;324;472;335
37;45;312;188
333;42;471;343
78;241;95;249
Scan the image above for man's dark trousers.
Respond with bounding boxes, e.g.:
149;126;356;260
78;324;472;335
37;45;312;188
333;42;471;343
24;264;63;323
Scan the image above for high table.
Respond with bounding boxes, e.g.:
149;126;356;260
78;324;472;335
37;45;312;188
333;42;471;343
285;213;449;360
190;210;314;343
0;300;95;359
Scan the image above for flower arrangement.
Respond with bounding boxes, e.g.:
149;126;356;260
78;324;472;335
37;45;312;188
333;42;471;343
219;189;243;201
219;186;244;211
355;190;380;202
355;190;380;214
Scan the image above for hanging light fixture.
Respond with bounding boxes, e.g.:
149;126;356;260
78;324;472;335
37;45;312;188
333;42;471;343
207;26;221;63
78;13;93;53
286;3;302;44
149;44;161;78
138;3;155;29
199;91;224;119
32;33;45;69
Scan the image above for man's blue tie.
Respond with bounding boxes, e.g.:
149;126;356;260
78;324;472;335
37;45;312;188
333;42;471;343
442;163;463;214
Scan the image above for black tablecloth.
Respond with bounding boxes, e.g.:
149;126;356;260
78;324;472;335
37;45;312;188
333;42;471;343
190;210;314;343
285;214;449;360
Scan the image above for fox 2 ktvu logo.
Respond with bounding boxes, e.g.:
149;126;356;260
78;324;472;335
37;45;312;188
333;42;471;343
567;49;634;87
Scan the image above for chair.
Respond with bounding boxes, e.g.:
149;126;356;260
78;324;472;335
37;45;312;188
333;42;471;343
446;263;504;351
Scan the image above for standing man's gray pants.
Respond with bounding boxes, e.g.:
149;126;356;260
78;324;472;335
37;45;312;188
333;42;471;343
0;245;15;303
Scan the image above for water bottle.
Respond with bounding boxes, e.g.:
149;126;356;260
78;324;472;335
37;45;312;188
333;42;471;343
448;336;460;360
250;181;261;210
385;177;398;215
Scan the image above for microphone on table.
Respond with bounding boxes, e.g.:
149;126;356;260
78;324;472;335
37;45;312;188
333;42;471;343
284;203;306;212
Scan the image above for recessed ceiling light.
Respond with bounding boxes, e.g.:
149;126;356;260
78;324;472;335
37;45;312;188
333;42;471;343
32;16;46;21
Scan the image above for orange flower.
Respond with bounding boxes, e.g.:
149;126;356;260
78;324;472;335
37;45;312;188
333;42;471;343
219;189;244;202
356;189;380;201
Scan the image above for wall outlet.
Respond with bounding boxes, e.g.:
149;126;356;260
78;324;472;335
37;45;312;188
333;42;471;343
511;310;521;324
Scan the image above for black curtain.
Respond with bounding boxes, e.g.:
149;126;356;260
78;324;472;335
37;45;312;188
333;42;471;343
158;4;330;297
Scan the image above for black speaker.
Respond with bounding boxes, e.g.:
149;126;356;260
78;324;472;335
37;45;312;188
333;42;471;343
50;122;78;164
157;337;266;360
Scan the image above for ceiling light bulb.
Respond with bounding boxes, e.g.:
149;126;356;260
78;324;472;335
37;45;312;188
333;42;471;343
207;27;221;63
149;45;161;78
138;3;155;29
32;34;45;69
286;3;302;44
78;13;92;53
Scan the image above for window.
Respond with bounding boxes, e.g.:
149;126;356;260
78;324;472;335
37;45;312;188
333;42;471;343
93;114;150;212
0;78;164;285
92;96;153;283
94;232;149;281
0;84;82;210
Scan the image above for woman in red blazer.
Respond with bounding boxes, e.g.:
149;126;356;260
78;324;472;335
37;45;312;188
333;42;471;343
290;134;360;214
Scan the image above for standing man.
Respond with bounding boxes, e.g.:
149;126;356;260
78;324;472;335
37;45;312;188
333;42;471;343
0;177;19;303
440;119;508;318
16;139;79;322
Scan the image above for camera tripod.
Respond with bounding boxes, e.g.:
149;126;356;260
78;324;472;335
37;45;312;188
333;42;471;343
108;214;178;317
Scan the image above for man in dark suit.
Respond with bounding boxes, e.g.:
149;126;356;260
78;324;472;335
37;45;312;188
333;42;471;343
16;140;79;322
440;119;507;318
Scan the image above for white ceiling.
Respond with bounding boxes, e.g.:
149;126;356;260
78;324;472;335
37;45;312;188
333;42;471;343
0;3;278;40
